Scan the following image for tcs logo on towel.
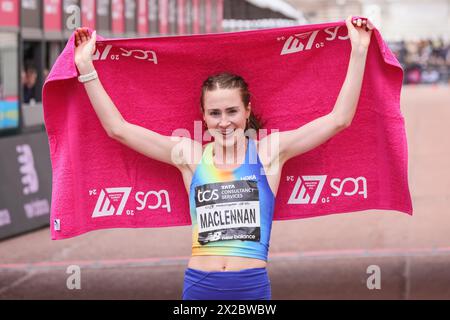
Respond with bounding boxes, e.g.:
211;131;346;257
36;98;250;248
286;175;367;205
279;26;351;56
90;187;170;218
93;44;158;64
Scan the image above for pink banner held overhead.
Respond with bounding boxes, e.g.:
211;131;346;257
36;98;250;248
43;20;412;240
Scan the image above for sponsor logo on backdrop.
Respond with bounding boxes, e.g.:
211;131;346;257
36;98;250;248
0;209;11;227
16;144;50;219
16;144;39;195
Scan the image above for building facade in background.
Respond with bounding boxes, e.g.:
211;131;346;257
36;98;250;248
0;0;302;241
285;0;449;42
0;0;301;136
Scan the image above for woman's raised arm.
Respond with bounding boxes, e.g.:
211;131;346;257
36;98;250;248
74;28;201;169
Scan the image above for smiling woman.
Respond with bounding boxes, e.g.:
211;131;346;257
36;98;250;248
71;15;375;299
200;72;264;162
182;72;277;300
200;72;264;132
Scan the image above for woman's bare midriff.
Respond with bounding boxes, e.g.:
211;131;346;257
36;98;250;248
188;255;267;272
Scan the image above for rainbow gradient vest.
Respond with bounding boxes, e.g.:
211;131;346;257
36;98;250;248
189;137;275;261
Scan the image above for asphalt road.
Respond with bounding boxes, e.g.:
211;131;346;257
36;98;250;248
0;85;449;299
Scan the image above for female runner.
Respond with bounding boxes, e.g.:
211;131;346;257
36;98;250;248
73;16;374;300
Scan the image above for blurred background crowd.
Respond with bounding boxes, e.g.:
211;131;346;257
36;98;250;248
389;38;449;84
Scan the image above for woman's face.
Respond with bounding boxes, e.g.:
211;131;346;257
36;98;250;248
203;88;250;147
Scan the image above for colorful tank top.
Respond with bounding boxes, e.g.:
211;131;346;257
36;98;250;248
189;137;275;261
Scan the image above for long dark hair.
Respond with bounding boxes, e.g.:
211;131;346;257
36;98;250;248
200;72;264;131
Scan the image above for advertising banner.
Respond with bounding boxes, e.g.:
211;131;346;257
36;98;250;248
137;0;148;34
44;0;62;32
0;0;19;28
112;0;125;34
0;131;52;240
81;0;96;30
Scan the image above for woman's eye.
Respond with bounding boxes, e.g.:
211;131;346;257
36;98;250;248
210;110;237;116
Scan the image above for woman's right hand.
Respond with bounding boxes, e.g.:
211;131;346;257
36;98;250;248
74;27;96;74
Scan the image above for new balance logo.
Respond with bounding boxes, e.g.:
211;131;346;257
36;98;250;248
92;187;132;218
281;30;320;55
287;175;327;204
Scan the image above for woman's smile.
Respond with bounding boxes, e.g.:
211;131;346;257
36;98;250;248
220;128;235;138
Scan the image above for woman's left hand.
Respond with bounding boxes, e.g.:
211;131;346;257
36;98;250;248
345;16;375;52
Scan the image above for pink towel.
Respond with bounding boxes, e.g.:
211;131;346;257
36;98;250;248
43;19;413;240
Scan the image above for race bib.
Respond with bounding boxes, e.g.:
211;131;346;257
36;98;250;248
195;180;261;245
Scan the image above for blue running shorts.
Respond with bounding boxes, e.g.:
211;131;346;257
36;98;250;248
182;267;271;300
